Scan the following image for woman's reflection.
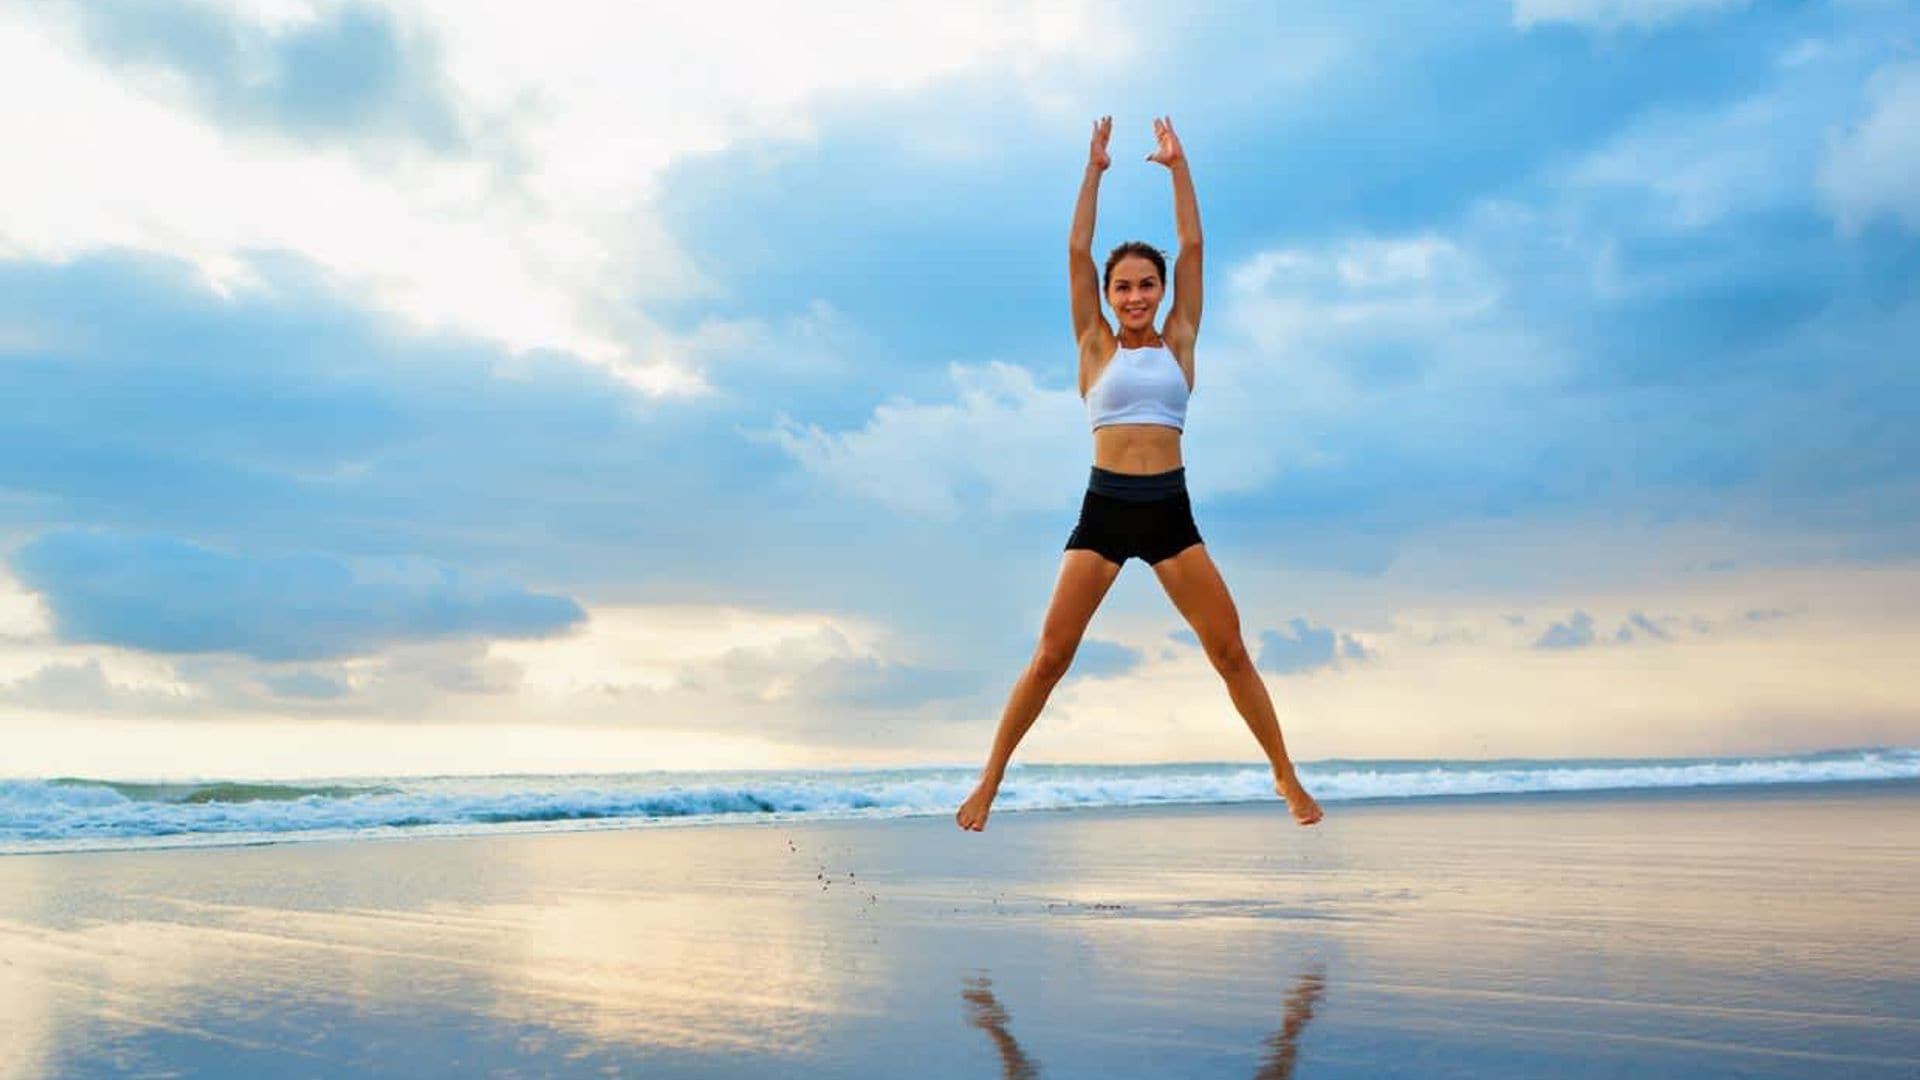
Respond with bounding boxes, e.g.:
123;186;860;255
962;975;1041;1079
1253;968;1326;1080
961;967;1326;1079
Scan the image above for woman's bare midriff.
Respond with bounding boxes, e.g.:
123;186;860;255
1092;424;1183;474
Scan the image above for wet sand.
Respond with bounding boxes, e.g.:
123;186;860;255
2;781;1917;1078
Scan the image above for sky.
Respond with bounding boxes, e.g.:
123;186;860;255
1;0;1917;779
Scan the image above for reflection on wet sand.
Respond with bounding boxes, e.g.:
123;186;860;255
0;834;881;1071
0;890;859;1068
962;975;1041;1079
961;968;1328;1079
1254;968;1326;1080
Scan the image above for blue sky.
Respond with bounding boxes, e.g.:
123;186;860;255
1;0;1916;777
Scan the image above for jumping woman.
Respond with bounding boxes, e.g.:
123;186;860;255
955;116;1324;833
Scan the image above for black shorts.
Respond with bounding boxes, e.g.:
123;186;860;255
1064;466;1204;567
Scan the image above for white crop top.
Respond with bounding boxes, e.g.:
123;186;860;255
1085;343;1190;431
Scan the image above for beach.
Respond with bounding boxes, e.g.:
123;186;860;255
3;781;1917;1078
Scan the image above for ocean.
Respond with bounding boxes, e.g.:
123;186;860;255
4;746;1916;855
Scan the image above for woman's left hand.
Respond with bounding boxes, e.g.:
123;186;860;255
1145;115;1185;168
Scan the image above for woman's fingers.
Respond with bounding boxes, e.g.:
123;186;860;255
1095;114;1181;162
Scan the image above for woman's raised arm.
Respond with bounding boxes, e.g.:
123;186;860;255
1069;116;1112;347
1148;116;1203;349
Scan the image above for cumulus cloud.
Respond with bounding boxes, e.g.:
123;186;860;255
758;360;1084;520
1533;610;1596;649
1226;236;1498;339
1566;89;1827;231
674;624;980;710
0;636;532;719
0;657;197;713
1617;610;1673;642
42;0;467;149
11;530;584;661
1818;63;1920;234
0;568;52;642
1255;618;1372;675
257;669;351;700
1532;603;1804;649
0;1;1106;393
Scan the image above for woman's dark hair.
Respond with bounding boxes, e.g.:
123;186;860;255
1103;241;1167;292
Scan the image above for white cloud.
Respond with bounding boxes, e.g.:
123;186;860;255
1225;236;1497;340
758;360;1086;520
1541;32;1914;245
1192;232;1562;490
0;644;199;707
1567;93;1821;230
0;598;947;741
1819;62;1920;234
0;2;1107;395
683;300;864;389
0;714;801;777
493;603;887;699
0;569;51;642
217;0;327;30
1511;0;1749;30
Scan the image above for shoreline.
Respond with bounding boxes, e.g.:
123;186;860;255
8;774;1918;862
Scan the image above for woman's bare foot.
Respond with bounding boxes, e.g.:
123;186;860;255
956;781;999;832
1275;774;1323;826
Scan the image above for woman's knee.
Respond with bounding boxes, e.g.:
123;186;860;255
1030;639;1079;682
1206;636;1254;675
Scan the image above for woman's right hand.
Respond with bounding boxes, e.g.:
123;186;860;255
1088;115;1112;172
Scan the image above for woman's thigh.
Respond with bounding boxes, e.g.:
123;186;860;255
1149;543;1244;660
1036;548;1125;654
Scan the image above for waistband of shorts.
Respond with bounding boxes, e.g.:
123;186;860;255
1088;465;1186;501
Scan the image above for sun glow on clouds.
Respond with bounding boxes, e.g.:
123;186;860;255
0;571;188;695
4;562;1917;776
493;604;887;701
0;2;1106;396
1021;563;1920;766
0;716;797;779
0;570;50;644
0;596;878;777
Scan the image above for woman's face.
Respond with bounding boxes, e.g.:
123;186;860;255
1106;256;1164;333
